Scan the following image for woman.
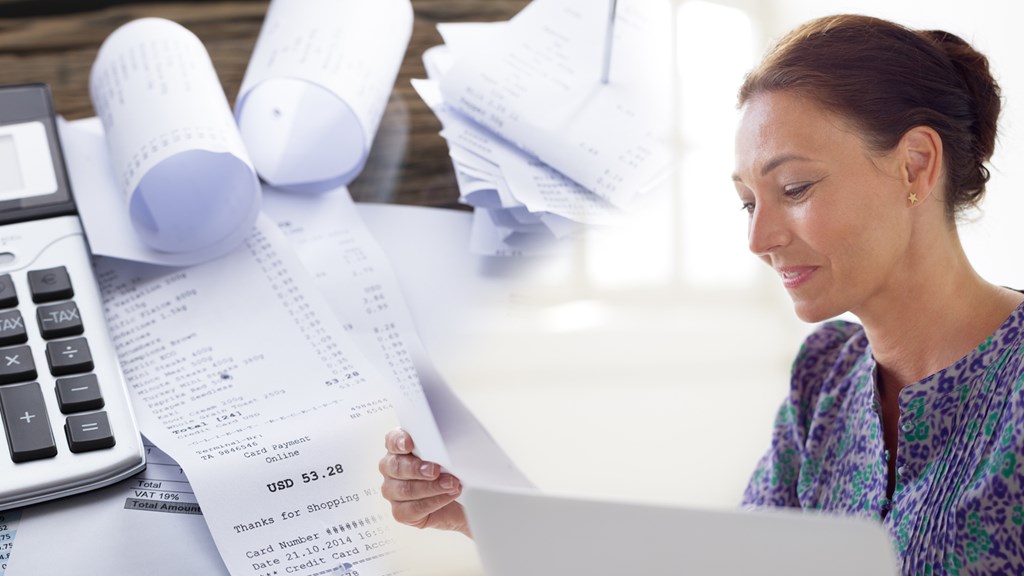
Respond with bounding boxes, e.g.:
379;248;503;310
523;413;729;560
380;15;1024;573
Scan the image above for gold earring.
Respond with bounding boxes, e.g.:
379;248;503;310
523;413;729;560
908;192;919;205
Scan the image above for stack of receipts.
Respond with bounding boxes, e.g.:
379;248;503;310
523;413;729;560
414;0;673;256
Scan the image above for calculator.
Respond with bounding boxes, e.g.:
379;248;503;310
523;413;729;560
0;84;145;510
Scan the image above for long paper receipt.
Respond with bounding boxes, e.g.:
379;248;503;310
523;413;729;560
96;218;401;576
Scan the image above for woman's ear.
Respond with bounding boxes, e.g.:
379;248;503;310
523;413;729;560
900;126;943;206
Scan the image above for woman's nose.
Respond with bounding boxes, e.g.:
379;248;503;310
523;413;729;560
747;203;791;256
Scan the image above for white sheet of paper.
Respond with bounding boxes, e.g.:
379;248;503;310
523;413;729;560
4;440;228;576
90;18;260;255
95;217;402;576
235;0;413;190
439;0;672;206
261;189;532;489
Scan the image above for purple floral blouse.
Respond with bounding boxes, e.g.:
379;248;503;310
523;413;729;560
742;302;1024;575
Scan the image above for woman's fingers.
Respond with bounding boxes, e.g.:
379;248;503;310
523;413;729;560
379;428;470;536
389;489;464;528
381;473;461;502
384;428;413;455
378;452;441;481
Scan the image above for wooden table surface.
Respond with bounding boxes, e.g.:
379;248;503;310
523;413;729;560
0;0;530;208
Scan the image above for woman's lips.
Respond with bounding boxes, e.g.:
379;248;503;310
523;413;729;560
777;266;817;289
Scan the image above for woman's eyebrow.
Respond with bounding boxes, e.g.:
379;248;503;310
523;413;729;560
732;153;815;182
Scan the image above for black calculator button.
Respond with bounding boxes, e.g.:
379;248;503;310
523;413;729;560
28;266;74;303
0;345;37;384
0;310;28;346
55;374;104;414
0;274;17;308
0;382;57;462
46;338;94;376
65;412;115;453
37;301;84;339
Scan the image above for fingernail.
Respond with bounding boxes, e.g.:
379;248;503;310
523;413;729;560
397;435;407;452
420;463;435;477
440;476;454;490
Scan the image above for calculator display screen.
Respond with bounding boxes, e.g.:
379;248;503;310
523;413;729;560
0;134;25;193
0;120;59;202
0;85;76;225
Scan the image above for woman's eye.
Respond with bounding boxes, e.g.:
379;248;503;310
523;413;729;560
783;183;812;199
740;201;755;215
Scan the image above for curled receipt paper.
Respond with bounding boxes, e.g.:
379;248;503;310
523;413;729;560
235;0;413;192
89;18;261;257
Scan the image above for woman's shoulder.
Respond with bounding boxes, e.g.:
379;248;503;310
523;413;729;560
796;319;864;351
792;320;868;374
764;321;875;461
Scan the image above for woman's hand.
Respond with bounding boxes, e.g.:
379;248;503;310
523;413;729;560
379;428;471;537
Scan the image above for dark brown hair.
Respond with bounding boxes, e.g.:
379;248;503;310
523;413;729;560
738;15;1001;217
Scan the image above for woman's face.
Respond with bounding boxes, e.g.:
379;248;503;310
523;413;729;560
732;91;914;323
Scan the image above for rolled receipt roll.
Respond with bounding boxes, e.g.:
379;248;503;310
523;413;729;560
90;18;261;254
235;0;413;192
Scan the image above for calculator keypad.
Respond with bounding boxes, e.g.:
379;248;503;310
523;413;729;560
0;211;143;510
0;266;113;464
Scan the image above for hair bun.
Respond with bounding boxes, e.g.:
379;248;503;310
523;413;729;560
920;29;1001;163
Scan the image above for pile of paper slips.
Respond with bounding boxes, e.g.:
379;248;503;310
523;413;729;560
413;0;672;257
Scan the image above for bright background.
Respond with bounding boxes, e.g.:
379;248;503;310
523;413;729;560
400;1;1024;573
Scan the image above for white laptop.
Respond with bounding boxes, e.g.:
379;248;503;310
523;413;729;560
463;485;899;576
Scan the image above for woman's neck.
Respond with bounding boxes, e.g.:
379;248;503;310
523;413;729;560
854;228;1022;392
